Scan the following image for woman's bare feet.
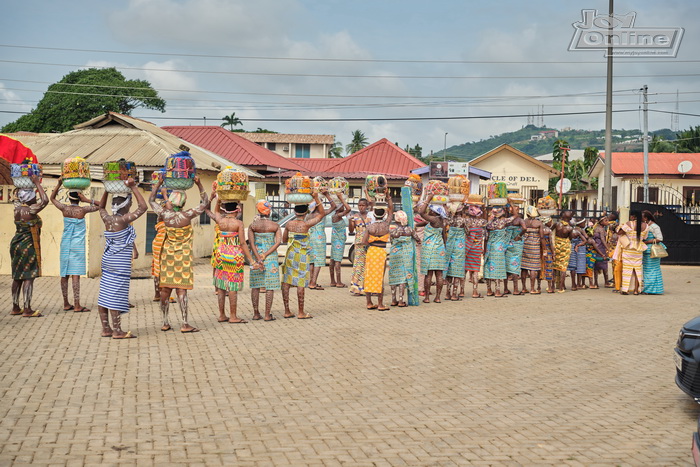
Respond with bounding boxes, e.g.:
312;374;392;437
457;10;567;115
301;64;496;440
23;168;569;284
181;325;200;332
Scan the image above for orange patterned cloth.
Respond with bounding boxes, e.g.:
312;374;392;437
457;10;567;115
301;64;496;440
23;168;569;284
364;234;389;294
151;221;166;277
159;225;194;289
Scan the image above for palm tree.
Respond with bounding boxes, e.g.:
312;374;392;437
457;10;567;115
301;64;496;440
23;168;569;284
328;141;343;158
345;130;368;155
220;112;242;131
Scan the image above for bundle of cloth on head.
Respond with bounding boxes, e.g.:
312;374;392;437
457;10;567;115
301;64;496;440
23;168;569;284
526;206;540;219
429;204;448;218
17;188;35;204
394;210;408;226
539;216;552;224
111;194;132;214
168;190;187;209
257;200;271;216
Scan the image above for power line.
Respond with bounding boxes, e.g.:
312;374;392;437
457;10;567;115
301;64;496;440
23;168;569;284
2;59;700;80
3;43;699;64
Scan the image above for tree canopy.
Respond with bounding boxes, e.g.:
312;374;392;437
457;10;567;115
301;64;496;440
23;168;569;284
220;112;242;131
345;130;368;155
1;68;165;133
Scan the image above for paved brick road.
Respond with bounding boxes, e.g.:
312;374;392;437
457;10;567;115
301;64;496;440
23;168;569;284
1;262;699;465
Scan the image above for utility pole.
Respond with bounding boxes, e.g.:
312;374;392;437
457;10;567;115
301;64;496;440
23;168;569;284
443;132;448;162
642;84;649;203
603;0;614;211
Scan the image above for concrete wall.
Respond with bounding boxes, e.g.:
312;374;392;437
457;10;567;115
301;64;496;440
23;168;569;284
470;149;552;192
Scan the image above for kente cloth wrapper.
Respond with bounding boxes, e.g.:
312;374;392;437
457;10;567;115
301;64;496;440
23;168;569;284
420;224;447;274
388;235;415;286
159;225;194;290
642;230;664;294
282;232;311;287
97;225;136;313
349;244;368;294
309;221;327;267
483;228;509;280
505;225;524;275
444;225;466;279
464;227;485;272
249;232;281;290
553;236;572;272
151;221;166;277
400;186;420;306
60;217;87;276
540;234;554;281
212;231;244;292
330;219;346;262
567;237;586;274
10;217;42;280
364;234;389;294
619;223;648;293
521;227;542;271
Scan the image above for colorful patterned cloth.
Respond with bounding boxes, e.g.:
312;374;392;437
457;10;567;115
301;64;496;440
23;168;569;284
553;236;572;272
388;235;414;286
444;225;466;279
642;230;664;294
282;232;311;287
568;237;587;274
593;228;608;271
309;221;326;267
585;244;595;278
483;228;509;280
330;219;346;262
420;224;447;274
250;232;281;290
212;231;244;292
464;227;485;272
10;217;42;280
151;221;166;278
619;223;648;293
349;214;371;294
97;225;136;313
540;233;554;281
505;225;524;275
364;234;389;294
521;227;541;271
160;225;194;290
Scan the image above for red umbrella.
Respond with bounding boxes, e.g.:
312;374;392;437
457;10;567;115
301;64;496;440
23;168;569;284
0;134;38;164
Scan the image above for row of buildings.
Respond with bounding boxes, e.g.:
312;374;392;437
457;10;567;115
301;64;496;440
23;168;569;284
1;111;699;277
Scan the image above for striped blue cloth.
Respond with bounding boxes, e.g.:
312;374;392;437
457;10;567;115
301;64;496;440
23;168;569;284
642;230;664;294
97;225;136;313
60;217;87;276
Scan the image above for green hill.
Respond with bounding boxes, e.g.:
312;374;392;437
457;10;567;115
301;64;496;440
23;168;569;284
430;126;676;161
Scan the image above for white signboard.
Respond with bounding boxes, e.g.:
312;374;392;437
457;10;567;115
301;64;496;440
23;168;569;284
448;162;469;176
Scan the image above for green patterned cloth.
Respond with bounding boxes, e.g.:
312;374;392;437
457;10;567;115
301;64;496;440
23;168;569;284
250;232;280;290
282;233;311;287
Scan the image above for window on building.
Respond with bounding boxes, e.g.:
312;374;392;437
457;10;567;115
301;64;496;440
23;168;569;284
266;184;281;197
522;186;543;206
635;186;659;203
200;212;211;225
349;186;363;198
612;186;618;211
268;143;276;151
684;186;700;205
295;144;310;158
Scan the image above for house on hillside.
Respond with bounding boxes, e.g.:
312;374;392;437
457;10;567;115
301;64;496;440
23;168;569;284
238;132;335;159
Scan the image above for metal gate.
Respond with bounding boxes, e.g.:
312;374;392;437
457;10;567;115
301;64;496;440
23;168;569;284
632;202;700;265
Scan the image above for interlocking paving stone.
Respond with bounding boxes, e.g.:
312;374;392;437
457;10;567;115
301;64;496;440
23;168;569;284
1;261;699;465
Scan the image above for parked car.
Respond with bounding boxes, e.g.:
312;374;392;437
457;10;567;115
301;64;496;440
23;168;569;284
275;212;356;264
674;316;700;402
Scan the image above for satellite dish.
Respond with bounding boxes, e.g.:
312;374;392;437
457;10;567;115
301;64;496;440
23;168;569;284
556;178;572;194
678;161;693;174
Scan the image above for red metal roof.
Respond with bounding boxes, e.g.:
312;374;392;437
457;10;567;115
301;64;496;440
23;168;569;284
162;126;307;172
601;152;700;175
292;158;344;172
273;170;408;181
330;138;426;177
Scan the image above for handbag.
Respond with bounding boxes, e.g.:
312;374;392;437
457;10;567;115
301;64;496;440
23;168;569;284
650;243;668;259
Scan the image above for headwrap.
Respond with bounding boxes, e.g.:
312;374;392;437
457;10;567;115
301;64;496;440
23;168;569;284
467;205;482;217
18;188;35;204
111;194;132;214
394;210;408;226
168;190;187;208
429;204;448;219
574;217;586;226
257;200;271;216
539;216;552;224
526;206;539;218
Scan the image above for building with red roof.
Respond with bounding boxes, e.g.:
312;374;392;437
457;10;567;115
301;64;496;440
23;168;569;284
590;152;700;209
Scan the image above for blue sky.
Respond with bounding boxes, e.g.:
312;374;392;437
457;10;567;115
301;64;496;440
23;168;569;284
1;0;698;155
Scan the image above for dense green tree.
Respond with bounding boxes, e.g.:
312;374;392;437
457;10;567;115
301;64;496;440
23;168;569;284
2;68;165;133
220;112;242;131
404;143;423;158
345;130;368;155
675;126;700;153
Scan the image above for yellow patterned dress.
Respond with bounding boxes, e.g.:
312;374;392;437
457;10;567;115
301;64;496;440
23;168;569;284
364;233;390;294
151;221;166;278
159;225;194;289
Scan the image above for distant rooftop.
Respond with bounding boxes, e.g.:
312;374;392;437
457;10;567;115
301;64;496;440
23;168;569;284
239;133;335;145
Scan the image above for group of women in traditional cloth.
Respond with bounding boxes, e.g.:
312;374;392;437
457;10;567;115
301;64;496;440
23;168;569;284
9;176;666;338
